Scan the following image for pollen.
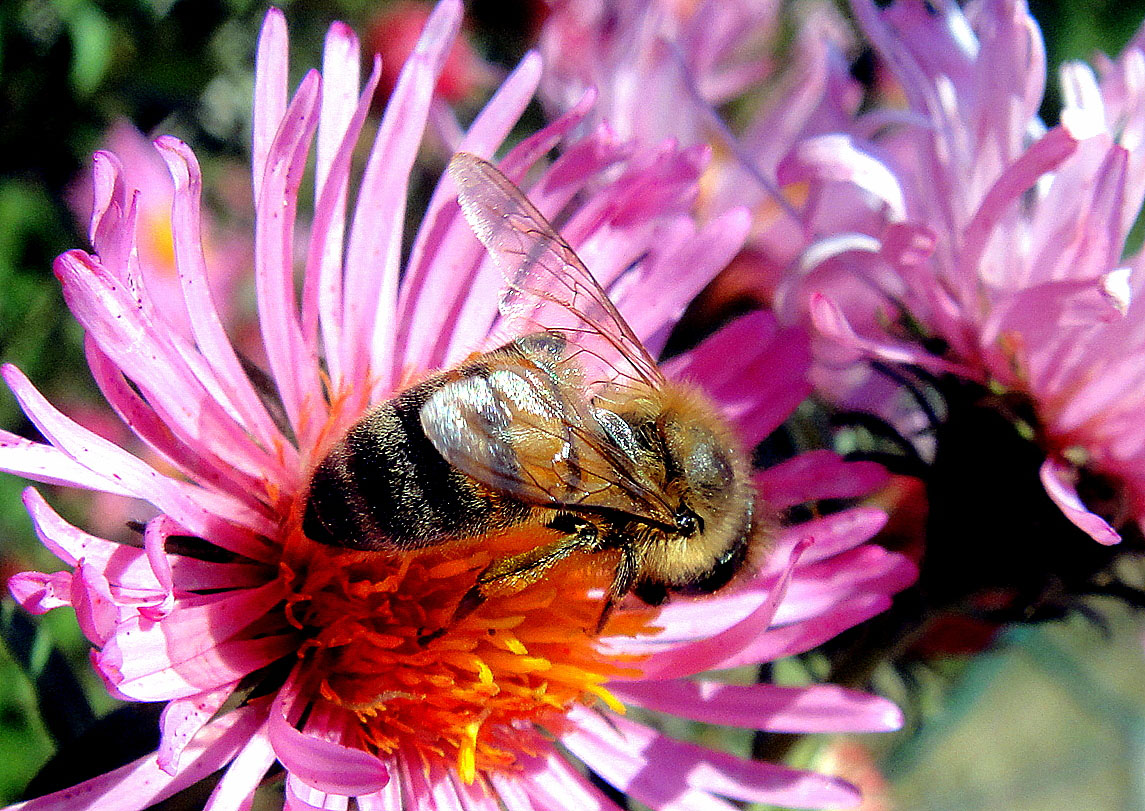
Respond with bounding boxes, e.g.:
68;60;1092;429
279;525;653;783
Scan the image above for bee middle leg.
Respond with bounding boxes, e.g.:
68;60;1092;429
449;513;603;626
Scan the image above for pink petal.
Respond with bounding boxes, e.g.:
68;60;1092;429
253;69;323;437
609;679;903;733
87;150;131;271
22;488;269;593
204;724;277;811
341;0;463;397
769;507;889;569
268;674;389;796
510;748;624;811
96;581;291;700
396;53;548;375
958;125;1080;289
722;593;892;667
755;451;889;509
97;632;297;703
0;427;134;496
154;136;291;463
777;133;906;220
71;560;121;645
253;8;289;207
84;337;274;506
9;570;72;614
563;707;860;810
394;757;463;811
308;56;381;395
808;293;975;378
285;774;351;811
158;680;240;774
776;547;916;625
632;539;809;680
3;363;274;560
1040;457;1121;544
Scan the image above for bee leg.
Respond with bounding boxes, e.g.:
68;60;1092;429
596;542;639;634
475;514;601;594
421;516;601;645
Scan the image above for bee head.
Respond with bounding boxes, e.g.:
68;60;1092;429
624;384;765;604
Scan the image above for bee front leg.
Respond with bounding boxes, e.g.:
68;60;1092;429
596;541;639;634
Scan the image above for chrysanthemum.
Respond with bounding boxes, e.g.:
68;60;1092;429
3;4;913;809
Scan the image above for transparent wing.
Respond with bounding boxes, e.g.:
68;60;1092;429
448;151;666;391
419;332;674;523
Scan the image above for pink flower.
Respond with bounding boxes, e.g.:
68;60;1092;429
794;0;1145;544
3;4;913;809
538;0;862;222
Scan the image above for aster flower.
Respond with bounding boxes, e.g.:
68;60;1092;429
2;3;913;809
788;0;1145;547
537;0;862;225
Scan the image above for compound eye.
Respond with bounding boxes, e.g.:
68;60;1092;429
675;508;704;537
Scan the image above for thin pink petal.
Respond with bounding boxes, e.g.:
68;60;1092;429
769;507;890;568
632;539;810;680
285;773;351;811
512;748;624;811
395;757;463;811
253;8;289;207
97;633;297;703
254;70;323;437
84;337;274;506
308;57;381;393
341;0;463;396
563;707;859;810
609;679;903;733
396;52;546;374
158;681;240;774
1040;457;1121;544
724;593;892;667
3;363;274;560
268;675;389;796
155;136;291;463
756;451;889;509
0;428;134;496
9;571;72;614
204;724;277;811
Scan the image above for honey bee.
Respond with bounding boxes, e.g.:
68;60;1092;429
302;152;767;631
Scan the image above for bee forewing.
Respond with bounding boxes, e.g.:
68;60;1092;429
419;334;675;523
448;152;666;392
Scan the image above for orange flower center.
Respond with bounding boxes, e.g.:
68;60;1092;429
279;523;654;782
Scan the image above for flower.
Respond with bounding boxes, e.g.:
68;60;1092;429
3;3;913;809
794;0;1145;546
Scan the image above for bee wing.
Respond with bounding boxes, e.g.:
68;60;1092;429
420;332;675;523
448;152;667;391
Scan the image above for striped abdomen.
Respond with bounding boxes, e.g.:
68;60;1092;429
302;374;531;551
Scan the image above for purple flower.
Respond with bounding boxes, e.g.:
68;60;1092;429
3;4;912;809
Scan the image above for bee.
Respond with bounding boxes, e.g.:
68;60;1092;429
302;152;767;631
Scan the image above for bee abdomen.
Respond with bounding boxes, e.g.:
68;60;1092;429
302;384;529;551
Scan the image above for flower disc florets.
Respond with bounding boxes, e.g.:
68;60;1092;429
279;516;645;783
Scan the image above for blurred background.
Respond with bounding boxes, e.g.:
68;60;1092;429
2;0;1145;808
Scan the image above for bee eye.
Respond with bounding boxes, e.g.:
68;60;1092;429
674;508;703;537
